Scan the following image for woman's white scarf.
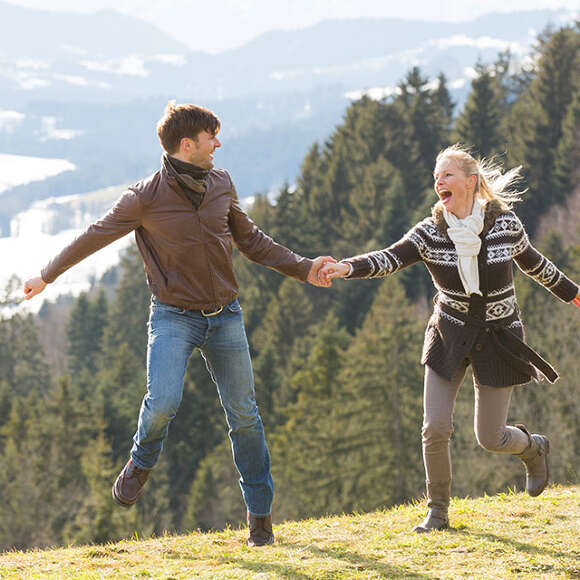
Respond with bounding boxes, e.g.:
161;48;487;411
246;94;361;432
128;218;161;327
444;197;485;296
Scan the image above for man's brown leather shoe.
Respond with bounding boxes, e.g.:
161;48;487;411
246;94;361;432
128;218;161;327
246;512;274;546
112;459;151;508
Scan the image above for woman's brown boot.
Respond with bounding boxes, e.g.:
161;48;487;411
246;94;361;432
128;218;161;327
515;424;550;497
413;482;450;533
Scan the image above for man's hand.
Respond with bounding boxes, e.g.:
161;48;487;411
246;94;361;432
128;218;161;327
307;256;337;288
23;276;47;300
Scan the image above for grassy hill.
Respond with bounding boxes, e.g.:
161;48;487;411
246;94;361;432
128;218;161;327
0;485;578;579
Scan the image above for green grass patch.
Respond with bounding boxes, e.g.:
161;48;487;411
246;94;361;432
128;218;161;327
0;484;578;579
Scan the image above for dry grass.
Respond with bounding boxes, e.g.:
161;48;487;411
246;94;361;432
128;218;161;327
0;484;578;579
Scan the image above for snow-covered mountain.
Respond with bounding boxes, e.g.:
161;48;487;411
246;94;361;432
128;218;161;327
0;2;573;101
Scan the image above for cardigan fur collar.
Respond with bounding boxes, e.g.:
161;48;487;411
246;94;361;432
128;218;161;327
431;198;507;239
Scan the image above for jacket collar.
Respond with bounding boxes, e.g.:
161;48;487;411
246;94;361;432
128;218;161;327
431;198;507;239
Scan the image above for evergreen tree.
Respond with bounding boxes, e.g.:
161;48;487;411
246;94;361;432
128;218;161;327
96;341;145;461
508;25;580;232
163;352;225;530
184;439;245;532
267;182;304;253
0;313;52;397
67;408;124;545
399;67;447;189
232;248;280;341
67;290;108;377
337;278;425;511
0;398;52;549
271;312;352;520
553;87;580;201
251;278;316;428
0;381;12;449
434;73;455;137
101;245;151;363
39;376;92;545
455;62;505;157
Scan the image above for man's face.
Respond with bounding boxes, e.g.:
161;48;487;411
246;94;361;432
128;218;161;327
184;130;221;169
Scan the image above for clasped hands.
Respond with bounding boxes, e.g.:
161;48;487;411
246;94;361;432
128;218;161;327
307;257;350;288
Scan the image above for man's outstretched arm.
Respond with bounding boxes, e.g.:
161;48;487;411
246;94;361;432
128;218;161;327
23;190;142;300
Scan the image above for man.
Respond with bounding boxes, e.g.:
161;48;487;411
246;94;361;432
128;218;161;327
24;101;334;547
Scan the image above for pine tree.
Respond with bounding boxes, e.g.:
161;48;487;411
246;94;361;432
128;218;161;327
163;352;226;530
401;67;445;188
0;398;52;549
67;408;123;545
0;313;52;397
455;62;505;157
337;278;426;511
101;245;151;363
66;290;108;377
251;278;317;428
553;87;580;201
271;312;352;520
184;439;245;532
96;341;145;461
508;25;580;232
435;73;455;131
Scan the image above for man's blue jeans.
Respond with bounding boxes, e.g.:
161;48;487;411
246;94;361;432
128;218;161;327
130;297;273;517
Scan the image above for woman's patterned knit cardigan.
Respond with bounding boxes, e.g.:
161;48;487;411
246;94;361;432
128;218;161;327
344;200;579;387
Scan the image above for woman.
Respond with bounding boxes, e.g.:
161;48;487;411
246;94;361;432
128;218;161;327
320;144;580;533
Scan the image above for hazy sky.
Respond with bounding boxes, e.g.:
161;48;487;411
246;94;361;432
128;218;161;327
4;0;578;53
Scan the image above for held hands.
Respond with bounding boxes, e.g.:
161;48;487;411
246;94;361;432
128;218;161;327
307;256;337;287
23;276;47;300
318;261;351;286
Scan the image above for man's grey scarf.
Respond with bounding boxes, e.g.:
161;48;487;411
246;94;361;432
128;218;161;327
163;154;209;210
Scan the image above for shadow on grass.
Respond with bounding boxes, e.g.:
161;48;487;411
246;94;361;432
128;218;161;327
222;558;313;579
452;529;572;560
259;541;434;579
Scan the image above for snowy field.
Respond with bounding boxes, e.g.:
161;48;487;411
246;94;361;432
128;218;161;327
1;187;131;314
1;226;132;314
0;153;76;194
0;151;130;313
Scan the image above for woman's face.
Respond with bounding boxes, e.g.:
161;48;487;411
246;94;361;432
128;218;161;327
433;157;477;218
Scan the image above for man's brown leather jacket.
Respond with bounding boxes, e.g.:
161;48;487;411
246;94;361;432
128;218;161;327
42;167;313;311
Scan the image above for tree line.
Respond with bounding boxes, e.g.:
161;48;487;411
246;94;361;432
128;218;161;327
0;23;578;550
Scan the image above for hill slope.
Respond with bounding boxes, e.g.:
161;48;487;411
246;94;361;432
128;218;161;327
0;485;578;579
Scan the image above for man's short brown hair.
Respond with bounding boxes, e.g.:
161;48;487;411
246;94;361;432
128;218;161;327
156;101;221;154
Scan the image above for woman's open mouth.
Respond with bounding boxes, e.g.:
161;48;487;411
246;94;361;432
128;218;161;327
439;190;452;204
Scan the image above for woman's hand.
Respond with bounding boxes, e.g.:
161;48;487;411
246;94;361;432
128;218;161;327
319;262;351;285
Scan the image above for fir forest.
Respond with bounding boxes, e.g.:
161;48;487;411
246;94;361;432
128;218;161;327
0;24;578;551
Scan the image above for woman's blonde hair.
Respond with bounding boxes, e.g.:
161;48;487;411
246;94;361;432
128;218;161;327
435;144;526;209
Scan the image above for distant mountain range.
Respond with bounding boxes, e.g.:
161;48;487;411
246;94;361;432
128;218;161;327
0;2;574;236
0;3;571;101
